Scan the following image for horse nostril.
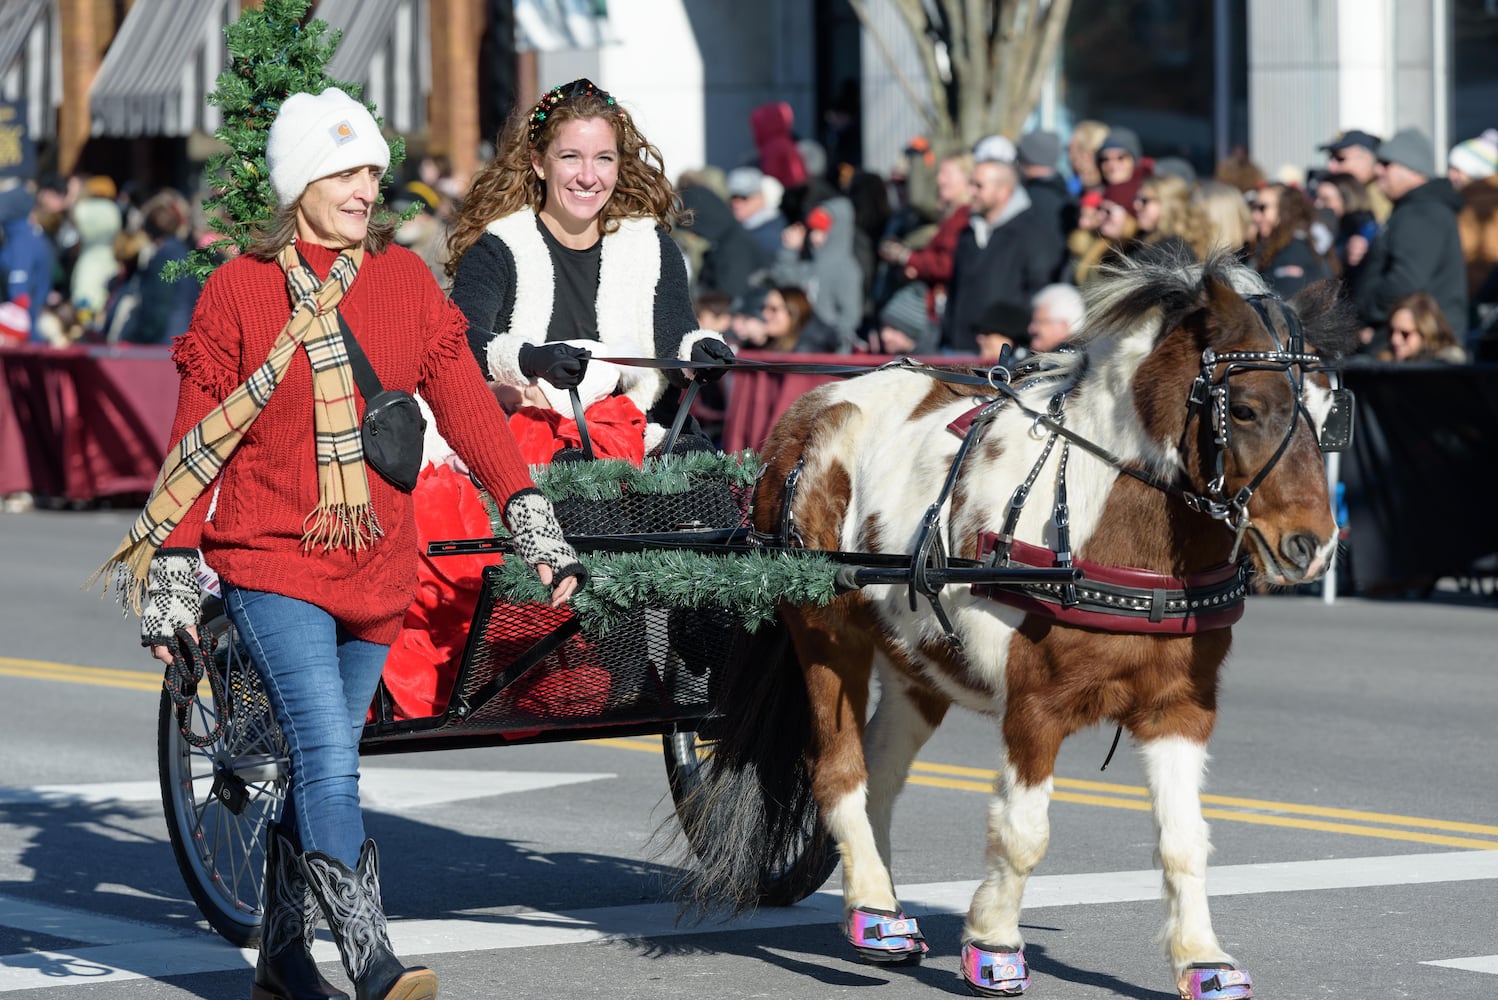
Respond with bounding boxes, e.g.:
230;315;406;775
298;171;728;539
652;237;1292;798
1280;532;1318;571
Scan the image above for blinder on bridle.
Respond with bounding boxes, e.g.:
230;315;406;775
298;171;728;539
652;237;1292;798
1182;293;1355;533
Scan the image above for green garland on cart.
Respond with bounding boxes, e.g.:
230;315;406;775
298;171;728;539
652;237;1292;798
478;449;761;526
486;547;841;638
530;450;761;502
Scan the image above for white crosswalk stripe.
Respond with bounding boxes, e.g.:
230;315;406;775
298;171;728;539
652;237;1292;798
2;850;1497;992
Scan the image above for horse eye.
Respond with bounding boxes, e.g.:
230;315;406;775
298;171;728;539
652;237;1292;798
1229;403;1257;423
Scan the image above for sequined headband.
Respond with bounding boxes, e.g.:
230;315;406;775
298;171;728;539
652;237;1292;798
528;78;617;146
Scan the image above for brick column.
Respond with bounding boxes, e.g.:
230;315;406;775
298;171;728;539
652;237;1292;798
57;0;112;174
429;0;482;187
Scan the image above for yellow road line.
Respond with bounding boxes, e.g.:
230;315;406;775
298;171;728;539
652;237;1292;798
13;668;1493;850
0;657;159;693
594;735;1498;850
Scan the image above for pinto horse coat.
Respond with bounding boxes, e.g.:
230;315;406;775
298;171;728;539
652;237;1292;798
673;255;1353;999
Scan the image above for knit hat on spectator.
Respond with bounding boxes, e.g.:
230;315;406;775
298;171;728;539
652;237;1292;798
973;134;1017;164
1098;127;1142;162
1153;156;1197;185
266;87;390;208
1016;131;1061;169
1449;129;1498;181
878;286;937;351
1376;128;1435;178
726;166;765;199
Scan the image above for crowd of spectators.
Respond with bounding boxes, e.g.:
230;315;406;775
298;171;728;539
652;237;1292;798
653;110;1498;375
5;107;1495;424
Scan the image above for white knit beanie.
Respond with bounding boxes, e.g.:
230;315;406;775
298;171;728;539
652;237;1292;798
266;88;391;208
1448;129;1498;181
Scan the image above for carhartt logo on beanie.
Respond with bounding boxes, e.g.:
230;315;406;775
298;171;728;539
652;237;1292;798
266;88;391;208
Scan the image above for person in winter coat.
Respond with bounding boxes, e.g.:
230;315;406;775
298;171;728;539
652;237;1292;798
768;196;864;351
446;77;733;449
68;178;123;323
119;190;201;345
0;180;55;344
97;86;582;1000
942;158;1065;352
1352;128;1469;343
1448;130;1498;309
676;182;768;300
749;101;807;193
1249;183;1333;298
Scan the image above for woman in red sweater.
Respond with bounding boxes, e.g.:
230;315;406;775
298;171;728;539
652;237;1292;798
103;88;582;1000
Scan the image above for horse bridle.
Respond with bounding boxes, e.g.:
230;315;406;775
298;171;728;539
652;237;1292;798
961;294;1354;541
1179;294;1355;552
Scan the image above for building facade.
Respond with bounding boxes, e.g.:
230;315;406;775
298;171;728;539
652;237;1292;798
1;0;1491;192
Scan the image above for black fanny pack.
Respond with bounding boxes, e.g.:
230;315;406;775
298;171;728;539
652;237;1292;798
336;312;426;492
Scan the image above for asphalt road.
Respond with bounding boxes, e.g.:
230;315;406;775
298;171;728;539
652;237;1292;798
1;507;1496;999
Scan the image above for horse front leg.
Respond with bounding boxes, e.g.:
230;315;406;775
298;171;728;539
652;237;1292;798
1141;734;1253;999
960;706;1059;997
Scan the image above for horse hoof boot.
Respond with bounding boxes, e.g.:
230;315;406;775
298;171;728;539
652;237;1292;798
1178;963;1253;1000
961;942;1029;996
844;906;928;964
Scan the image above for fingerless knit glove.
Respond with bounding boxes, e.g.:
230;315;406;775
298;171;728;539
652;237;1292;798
504;490;587;587
140;548;203;648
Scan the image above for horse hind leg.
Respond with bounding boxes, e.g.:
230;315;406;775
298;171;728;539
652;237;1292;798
1141;735;1254;999
794;610;929;965
863;660;949;871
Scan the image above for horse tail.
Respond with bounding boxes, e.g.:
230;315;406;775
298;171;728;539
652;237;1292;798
665;616;825;918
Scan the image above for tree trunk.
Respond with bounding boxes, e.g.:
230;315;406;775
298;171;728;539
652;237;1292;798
850;0;1073;149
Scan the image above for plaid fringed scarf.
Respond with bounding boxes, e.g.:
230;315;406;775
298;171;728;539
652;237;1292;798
90;244;378;611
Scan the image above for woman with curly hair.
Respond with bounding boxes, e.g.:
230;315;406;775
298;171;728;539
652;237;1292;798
446;78;732;444
1249;182;1334;298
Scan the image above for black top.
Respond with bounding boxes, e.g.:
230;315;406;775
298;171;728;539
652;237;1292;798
536;215;603;343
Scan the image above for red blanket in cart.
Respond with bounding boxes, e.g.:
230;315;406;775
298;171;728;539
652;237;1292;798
379;397;643;720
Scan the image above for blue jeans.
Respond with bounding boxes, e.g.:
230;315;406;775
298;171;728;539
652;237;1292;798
224;585;388;867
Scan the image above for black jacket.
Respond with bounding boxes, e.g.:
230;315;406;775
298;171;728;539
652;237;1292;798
1353;179;1468;332
942;206;1065;353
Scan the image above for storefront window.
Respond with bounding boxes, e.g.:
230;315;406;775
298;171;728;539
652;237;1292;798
1452;0;1498;144
1059;0;1247;175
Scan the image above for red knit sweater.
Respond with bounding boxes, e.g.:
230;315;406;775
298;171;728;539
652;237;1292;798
163;241;535;644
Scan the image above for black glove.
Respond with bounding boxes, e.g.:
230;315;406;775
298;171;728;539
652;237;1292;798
141;548;203;648
688;338;735;383
504;490;588;590
518;342;591;389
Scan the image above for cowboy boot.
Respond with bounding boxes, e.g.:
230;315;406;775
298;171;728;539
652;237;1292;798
299;840;437;1000
252;823;348;1000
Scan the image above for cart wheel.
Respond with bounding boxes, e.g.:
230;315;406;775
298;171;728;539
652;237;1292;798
157;604;288;947
663;727;838;906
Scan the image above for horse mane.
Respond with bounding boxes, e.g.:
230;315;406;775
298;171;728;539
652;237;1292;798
1076;247;1357;360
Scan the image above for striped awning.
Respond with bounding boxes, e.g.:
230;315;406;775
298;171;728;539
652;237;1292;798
0;0;56;142
314;0;427;135
515;0;615;52
89;0;236;137
0;0;49;77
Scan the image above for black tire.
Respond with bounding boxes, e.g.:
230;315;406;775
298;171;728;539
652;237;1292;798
157;605;287;947
663;727;838;907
